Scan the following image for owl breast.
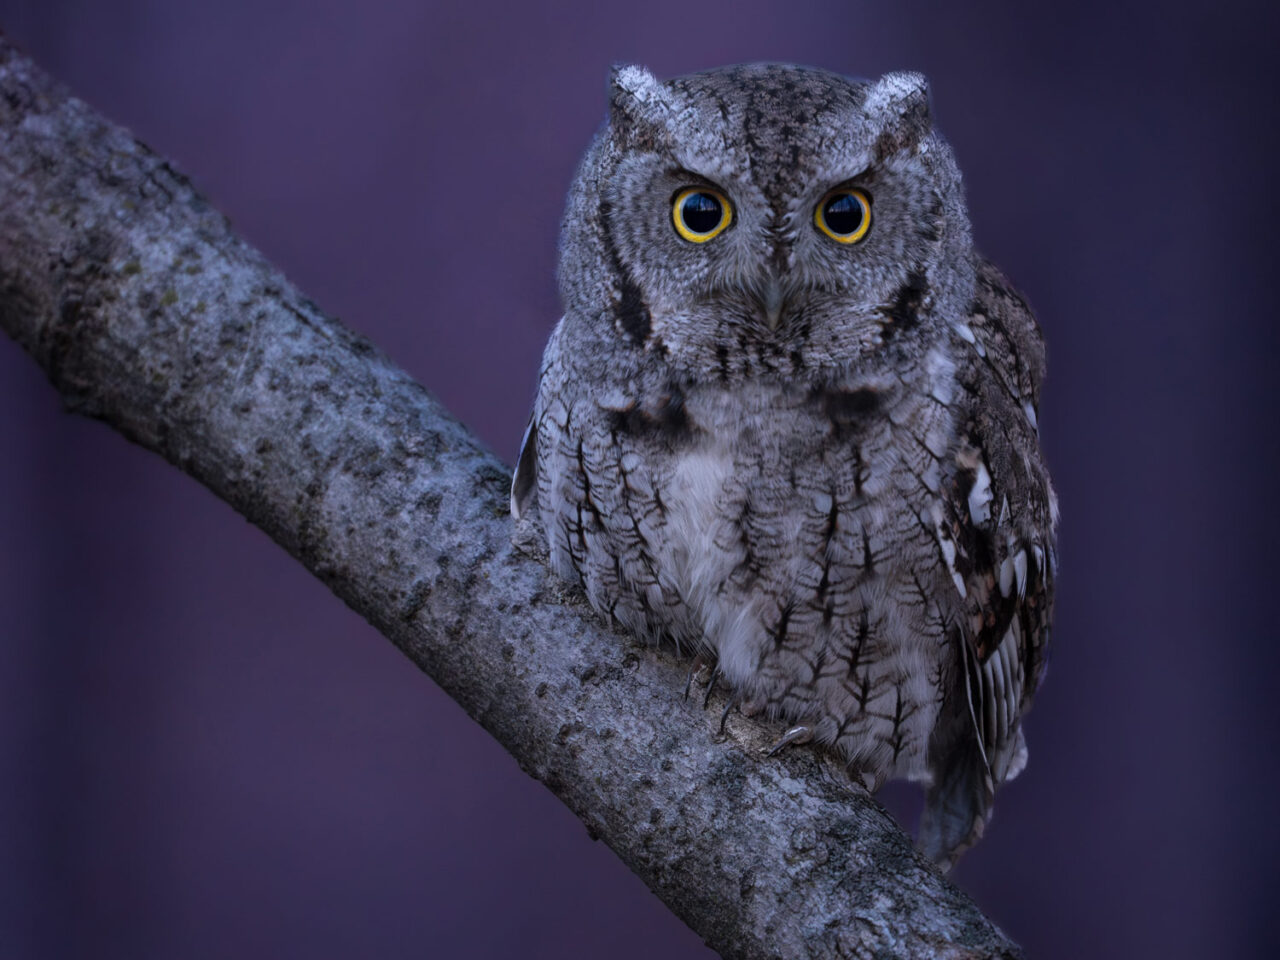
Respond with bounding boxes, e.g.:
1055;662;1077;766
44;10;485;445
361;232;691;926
528;328;964;787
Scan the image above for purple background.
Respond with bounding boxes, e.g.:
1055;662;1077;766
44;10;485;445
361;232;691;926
1;1;1277;957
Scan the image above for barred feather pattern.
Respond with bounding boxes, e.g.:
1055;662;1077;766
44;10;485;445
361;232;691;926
512;63;1057;866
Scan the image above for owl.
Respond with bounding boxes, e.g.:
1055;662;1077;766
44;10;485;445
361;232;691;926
511;63;1057;867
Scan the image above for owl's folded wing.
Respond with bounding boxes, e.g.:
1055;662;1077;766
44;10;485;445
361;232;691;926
511;413;537;521
921;259;1058;865
954;258;1057;766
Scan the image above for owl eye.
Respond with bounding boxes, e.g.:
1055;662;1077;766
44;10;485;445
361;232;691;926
673;187;732;243
815;188;872;244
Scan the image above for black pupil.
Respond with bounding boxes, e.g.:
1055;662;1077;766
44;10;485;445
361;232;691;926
681;192;723;233
823;193;864;235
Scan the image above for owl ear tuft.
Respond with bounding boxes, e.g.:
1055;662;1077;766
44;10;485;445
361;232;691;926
608;64;671;139
866;71;932;159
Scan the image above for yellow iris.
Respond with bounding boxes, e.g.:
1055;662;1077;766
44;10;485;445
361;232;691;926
673;187;732;243
814;188;872;244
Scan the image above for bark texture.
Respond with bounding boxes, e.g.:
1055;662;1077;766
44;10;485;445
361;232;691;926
0;34;1021;960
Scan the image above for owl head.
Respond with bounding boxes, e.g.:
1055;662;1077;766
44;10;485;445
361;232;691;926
558;63;974;382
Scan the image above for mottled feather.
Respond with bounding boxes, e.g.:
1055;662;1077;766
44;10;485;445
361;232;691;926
514;63;1057;867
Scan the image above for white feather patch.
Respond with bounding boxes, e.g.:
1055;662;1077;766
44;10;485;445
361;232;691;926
920;463;941;494
967;462;992;525
1013;549;1028;599
1005;728;1029;782
998;554;1016;598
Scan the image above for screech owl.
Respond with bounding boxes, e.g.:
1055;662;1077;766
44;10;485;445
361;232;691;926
511;63;1057;867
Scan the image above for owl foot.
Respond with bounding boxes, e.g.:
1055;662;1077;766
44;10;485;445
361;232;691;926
739;696;766;718
682;658;703;700
848;765;884;793
683;655;716;701
766;725;814;756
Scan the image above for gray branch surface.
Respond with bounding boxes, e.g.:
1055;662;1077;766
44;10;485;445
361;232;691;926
0;34;1021;960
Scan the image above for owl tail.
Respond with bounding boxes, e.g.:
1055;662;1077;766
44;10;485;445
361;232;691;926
917;733;994;871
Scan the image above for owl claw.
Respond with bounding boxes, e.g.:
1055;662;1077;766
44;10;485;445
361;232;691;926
702;666;723;709
766;725;814;756
718;696;740;734
851;765;884;793
683;655;714;700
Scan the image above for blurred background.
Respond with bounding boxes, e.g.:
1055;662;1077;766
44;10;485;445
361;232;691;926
1;1;1277;957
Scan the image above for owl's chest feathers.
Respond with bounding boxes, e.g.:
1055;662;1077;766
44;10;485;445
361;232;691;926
634;354;956;625
599;367;955;780
537;340;961;776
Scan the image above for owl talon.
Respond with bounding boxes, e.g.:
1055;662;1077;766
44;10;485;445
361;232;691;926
683;655;708;700
718;696;740;734
767;725;814;756
850;766;884;793
702;666;722;709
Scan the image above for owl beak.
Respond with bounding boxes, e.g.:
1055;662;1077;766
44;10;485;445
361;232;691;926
761;277;786;331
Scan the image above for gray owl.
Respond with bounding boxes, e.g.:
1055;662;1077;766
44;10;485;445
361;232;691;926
511;63;1057;867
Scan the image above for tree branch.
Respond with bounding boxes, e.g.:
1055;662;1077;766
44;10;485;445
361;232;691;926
0;34;1019;960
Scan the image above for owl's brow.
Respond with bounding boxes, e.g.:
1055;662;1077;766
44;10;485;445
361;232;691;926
824;167;876;192
666;167;730;191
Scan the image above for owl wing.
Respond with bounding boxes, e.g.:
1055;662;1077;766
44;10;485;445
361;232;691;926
511;317;568;561
512;317;569;526
921;259;1058;865
511;413;537;521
